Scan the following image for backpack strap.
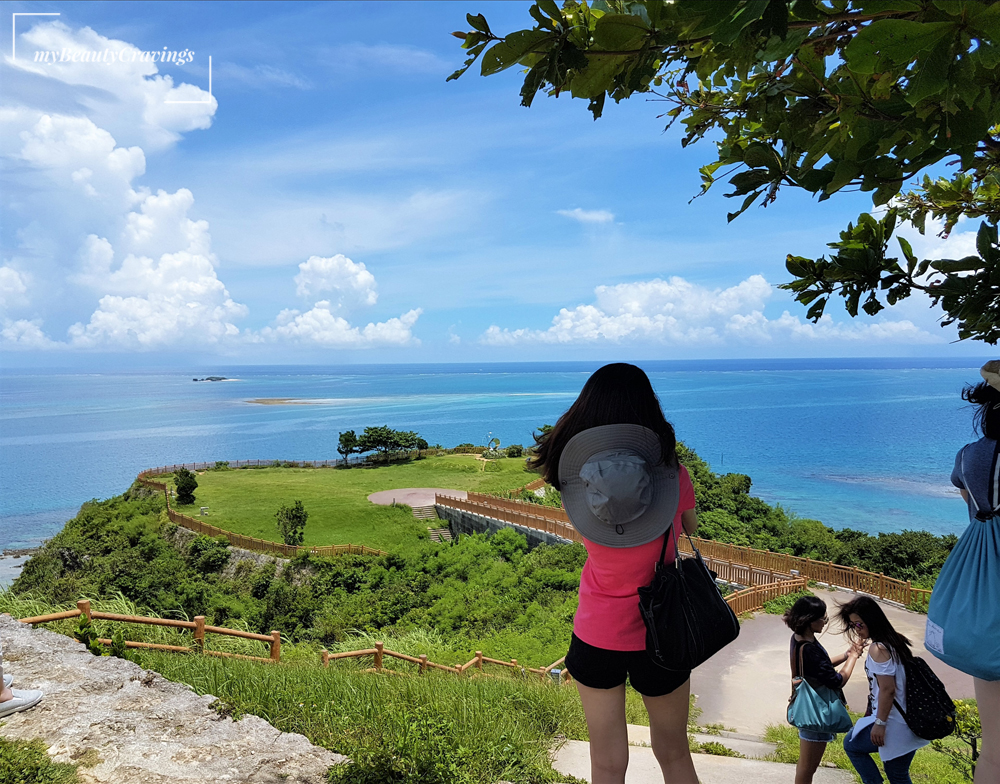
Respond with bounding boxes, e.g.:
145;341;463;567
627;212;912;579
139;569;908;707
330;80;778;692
962;442;1000;520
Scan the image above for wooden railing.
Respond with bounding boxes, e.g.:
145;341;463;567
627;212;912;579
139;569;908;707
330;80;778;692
321;641;571;682
19;599;281;663
437;494;933;610
727;578;809;616
136;467;386;559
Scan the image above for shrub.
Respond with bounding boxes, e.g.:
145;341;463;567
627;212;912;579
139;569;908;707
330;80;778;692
187;535;231;574
214;461;230;470
762;589;814;616
483;460;502;473
175;468;198;506
506;444;523;458
276;501;308;546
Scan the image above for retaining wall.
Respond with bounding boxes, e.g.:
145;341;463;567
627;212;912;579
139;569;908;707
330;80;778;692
436;506;573;548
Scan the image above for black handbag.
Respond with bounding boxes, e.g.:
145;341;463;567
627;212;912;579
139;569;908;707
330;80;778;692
638;526;740;671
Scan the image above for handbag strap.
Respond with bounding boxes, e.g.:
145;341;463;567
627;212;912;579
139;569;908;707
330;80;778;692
962;442;1000;520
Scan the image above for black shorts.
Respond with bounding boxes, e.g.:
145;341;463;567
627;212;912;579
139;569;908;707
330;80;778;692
564;633;691;697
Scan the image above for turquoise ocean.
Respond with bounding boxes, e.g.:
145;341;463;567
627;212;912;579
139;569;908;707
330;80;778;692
0;358;991;552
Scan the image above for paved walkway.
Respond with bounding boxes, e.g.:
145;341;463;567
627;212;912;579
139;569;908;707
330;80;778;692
691;585;975;735
367;488;466;507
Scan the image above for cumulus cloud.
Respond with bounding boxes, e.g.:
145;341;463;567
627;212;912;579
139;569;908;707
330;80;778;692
0;267;29;309
557;207;615;224
66;188;247;348
480;275;941;347
1;318;59;350
260;302;421;347
293;254;377;310
11;20;216;150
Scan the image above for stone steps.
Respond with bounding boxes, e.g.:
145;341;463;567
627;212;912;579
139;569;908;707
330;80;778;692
550;723;854;784
412;505;439;519
428;527;453;543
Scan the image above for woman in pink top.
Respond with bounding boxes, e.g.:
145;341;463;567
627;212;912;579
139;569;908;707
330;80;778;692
530;363;699;784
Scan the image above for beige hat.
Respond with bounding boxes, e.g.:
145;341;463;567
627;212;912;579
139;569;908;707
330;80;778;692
981;360;1000;391
558;424;679;548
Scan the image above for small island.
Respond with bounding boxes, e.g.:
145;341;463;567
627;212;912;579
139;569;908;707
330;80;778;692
193;376;228;382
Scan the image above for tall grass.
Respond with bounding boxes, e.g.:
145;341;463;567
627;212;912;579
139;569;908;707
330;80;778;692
140;650;587;784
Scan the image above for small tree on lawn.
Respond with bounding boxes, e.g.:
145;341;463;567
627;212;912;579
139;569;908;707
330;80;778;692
175;468;198;506
276;501;308;546
338;430;360;465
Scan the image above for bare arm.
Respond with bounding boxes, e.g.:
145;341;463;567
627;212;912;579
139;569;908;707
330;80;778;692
681;508;698;536
960;488;969;502
868;644;896;747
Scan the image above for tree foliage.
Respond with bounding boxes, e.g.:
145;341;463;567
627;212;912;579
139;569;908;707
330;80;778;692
275;500;308;546
174;467;198;506
452;0;1000;342
932;698;982;781
337;430;361;464
357;426;421;459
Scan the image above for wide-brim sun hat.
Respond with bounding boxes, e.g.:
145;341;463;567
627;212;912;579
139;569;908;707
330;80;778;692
558;424;679;548
981;360;1000;391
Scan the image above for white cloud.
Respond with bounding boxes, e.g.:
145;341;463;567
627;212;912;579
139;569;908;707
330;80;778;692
1;318;58;350
480;275;941;346
66;188;247;348
896;215;982;262
0;267;28;309
557;207;615;224
294;254;377;310
261;303;421;347
322;43;447;75
12;21;216;150
214;62;311;89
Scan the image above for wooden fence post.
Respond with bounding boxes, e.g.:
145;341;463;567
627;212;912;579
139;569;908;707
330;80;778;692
419;654;428;674
374;641;384;670
77;599;92;620
906;580;912;606
475;651;483;671
194;616;205;653
270;631;281;662
322;649;330;667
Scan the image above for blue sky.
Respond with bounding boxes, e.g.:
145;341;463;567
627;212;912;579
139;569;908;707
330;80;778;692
0;1;990;366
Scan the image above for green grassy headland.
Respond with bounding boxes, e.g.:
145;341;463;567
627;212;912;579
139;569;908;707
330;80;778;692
155;455;530;553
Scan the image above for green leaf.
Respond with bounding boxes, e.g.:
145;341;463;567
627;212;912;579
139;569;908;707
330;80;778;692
905;38;953;106
466;13;490;34
593;13;650;50
570;55;628;99
844;20;956;74
728;191;762;222
930;257;983;273
898;236;917;270
711;0;770;46
726;169;774;196
742;142;783;174
481;31;553;76
536;0;563;23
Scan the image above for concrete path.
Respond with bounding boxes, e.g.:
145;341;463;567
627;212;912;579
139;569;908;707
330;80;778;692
367;488;466;507
552;738;853;783
691;585;975;735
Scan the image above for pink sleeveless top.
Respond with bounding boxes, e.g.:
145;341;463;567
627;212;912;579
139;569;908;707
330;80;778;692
572;465;696;651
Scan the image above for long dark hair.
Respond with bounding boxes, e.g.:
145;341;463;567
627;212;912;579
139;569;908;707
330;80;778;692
962;379;1000;440
837;596;913;663
783;595;827;635
529;363;677;489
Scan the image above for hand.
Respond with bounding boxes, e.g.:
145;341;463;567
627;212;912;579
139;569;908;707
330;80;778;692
851;639;867;657
870;723;886;747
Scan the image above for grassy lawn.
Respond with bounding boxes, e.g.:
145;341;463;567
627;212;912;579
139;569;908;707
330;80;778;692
158;455;533;554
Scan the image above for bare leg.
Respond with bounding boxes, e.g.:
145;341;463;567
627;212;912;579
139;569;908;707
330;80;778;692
975;678;999;784
576;681;629;784
641;678;699;784
0;636;8;702
795;739;827;784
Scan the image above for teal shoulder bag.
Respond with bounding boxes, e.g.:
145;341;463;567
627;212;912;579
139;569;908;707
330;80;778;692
786;641;854;734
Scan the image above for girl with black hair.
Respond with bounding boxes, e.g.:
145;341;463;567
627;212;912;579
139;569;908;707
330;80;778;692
531;363;700;784
925;360;1000;783
838;596;927;784
783;596;862;784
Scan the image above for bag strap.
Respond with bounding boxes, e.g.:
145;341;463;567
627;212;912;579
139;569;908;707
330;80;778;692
961;442;1000;519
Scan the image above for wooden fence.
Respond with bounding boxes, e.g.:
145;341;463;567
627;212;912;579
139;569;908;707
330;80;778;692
19;599;281;663
320;641;568;681
136;468;386;559
437;494;933;609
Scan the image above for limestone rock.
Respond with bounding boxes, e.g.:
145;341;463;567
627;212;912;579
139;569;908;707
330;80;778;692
0;616;345;783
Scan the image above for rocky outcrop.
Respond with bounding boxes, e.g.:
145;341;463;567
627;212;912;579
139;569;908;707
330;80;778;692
0;616;345;783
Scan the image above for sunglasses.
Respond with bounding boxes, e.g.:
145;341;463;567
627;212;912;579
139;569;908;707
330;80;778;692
851;621;866;630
